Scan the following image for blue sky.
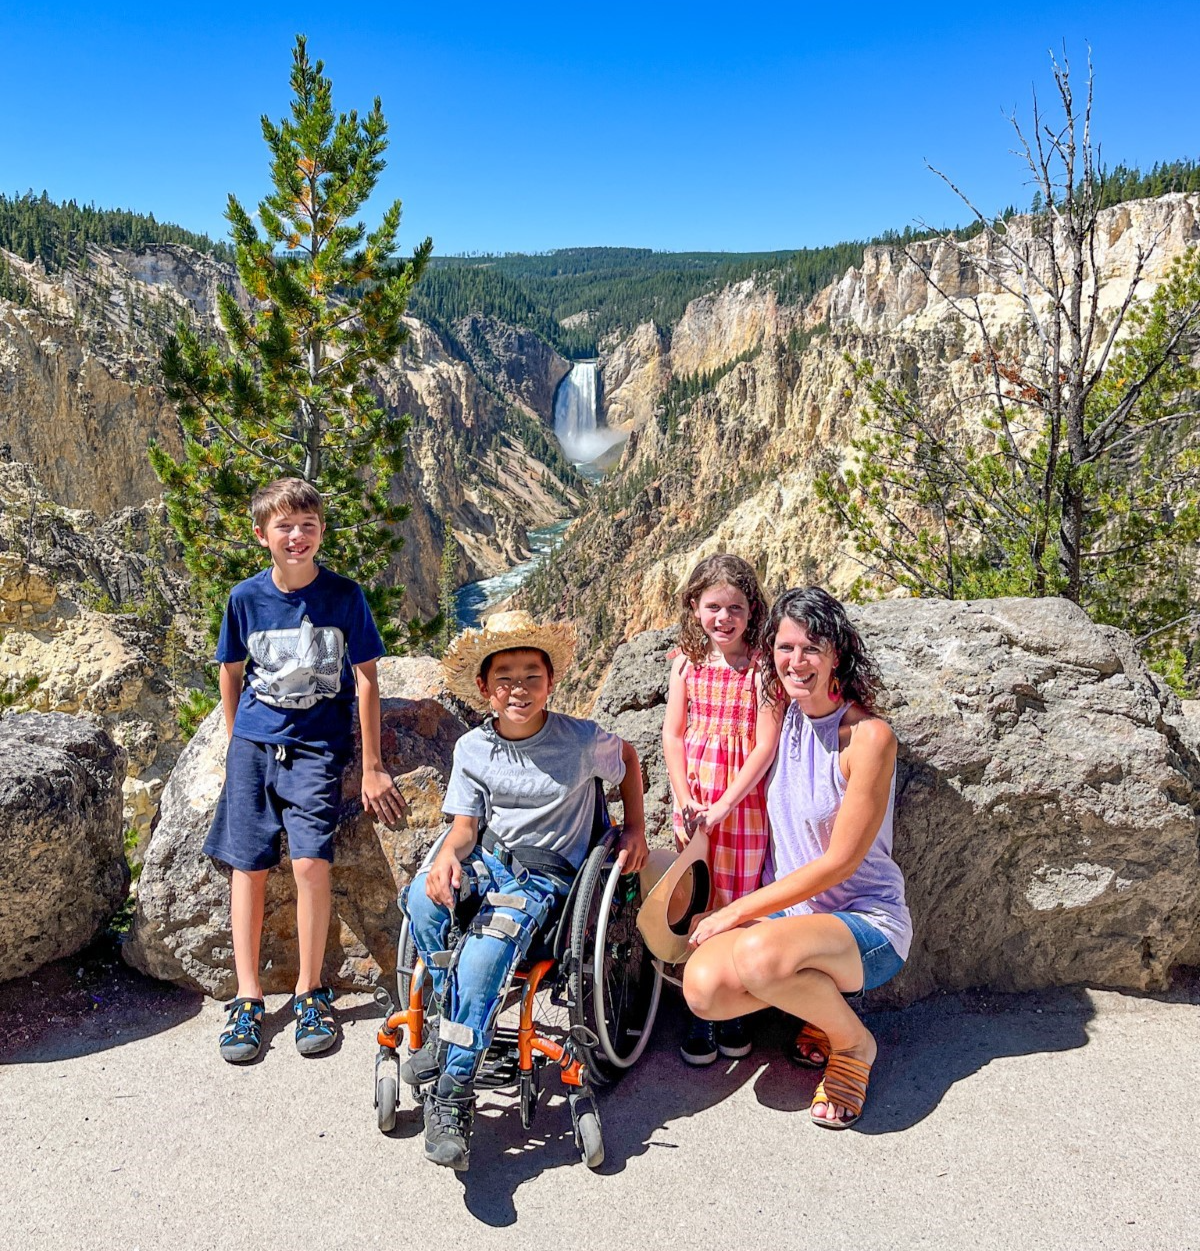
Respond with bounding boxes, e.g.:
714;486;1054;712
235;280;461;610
2;1;1196;255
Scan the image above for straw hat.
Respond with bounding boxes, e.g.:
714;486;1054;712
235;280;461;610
635;830;714;965
442;610;577;711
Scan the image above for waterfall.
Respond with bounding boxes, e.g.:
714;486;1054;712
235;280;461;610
553;362;624;465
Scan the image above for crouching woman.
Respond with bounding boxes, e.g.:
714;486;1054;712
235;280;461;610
683;587;911;1129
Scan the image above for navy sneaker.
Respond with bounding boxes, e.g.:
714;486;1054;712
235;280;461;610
292;987;338;1056
679;1013;718;1066
717;1015;753;1058
219;997;265;1064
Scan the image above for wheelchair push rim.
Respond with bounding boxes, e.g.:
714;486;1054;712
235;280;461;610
570;846;662;1076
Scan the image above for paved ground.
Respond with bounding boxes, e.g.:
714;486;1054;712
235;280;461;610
3;942;1198;1250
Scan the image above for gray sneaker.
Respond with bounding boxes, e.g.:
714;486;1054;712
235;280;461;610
400;1030;439;1087
424;1074;475;1171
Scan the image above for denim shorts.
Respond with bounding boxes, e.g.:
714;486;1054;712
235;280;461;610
766;908;905;993
203;736;347;871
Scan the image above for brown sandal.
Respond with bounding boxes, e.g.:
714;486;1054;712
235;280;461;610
810;1050;873;1130
786;1022;830;1069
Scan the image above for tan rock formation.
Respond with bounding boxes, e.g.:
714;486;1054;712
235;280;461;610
533;193;1200;703
124;682;467;997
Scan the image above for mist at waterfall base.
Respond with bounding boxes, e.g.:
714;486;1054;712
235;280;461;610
452;362;623;627
553;362;626;466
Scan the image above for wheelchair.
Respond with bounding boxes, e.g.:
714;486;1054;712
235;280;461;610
372;783;663;1169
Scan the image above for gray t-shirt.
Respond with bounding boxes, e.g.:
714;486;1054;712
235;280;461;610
442;712;626;870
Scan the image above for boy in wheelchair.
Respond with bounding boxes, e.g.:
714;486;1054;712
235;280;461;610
402;611;648;1171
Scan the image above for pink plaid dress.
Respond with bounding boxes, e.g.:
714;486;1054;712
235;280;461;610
670;652;769;909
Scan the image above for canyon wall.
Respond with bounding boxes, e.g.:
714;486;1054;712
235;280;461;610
535;194;1200;703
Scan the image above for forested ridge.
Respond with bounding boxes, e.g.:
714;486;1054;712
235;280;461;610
4;160;1198;355
0;191;234;274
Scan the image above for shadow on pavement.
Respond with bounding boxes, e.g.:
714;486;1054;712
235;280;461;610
442;984;1102;1222
753;985;1096;1133
0;935;202;1065
451;997;760;1226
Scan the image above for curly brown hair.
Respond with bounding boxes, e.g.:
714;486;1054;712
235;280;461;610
760;587;882;710
676;553;770;666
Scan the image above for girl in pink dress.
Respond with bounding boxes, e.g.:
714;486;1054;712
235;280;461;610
662;553;783;1065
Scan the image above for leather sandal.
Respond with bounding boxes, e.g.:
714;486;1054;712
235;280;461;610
810;1050;873;1130
786;1021;830;1069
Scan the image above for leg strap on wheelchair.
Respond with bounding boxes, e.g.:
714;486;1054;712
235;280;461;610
438;1019;477;1049
485;892;528;911
474;913;524;941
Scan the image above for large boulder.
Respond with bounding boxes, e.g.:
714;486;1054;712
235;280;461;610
124;682;466;997
0;712;129;982
590;627;676;843
593;598;1200;1006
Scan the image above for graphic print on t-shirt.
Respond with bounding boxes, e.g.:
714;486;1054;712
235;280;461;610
246;615;345;709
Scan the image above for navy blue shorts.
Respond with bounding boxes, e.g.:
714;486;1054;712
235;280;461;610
202;736;347;871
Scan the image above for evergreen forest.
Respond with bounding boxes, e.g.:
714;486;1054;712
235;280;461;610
3;158;1198;355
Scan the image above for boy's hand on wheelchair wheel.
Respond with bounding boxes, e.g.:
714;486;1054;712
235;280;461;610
616;828;649;874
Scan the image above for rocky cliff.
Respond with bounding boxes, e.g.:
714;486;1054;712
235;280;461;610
0;241;579;826
531;193;1200;704
0;242;579;617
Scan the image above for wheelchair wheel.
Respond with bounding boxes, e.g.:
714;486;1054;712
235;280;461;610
375;1049;399;1133
568;842;662;1084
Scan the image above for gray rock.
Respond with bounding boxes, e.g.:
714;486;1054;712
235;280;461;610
123;693;466;997
0;712;128;982
593;598;1200;1006
859;597;1200;1006
590;627;676;842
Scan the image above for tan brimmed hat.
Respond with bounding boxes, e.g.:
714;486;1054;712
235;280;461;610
442;610;577;711
635;831;714;965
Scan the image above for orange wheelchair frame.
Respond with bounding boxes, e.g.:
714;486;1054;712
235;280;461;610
373;804;662;1169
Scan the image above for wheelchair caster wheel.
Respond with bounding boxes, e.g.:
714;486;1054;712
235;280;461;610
576;1110;604;1170
375;1049;400;1133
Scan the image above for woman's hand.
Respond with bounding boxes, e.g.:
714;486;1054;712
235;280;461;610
688;902;746;947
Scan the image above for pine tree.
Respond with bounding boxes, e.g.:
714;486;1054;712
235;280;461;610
150;35;433;644
436;517;459;654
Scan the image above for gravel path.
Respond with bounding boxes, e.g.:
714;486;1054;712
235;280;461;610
3;943;1198;1250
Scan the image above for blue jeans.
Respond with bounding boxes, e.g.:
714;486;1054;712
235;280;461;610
404;847;569;1081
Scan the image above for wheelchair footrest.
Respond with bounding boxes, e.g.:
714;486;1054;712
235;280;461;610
476;1028;521;1089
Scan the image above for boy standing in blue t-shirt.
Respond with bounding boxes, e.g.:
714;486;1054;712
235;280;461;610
204;478;405;1063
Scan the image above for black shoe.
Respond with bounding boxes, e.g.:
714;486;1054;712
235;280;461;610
292;987;338;1056
717;1016;753;1058
400;1033;439;1087
219;997;264;1064
679;1014;718;1067
424;1074;475;1171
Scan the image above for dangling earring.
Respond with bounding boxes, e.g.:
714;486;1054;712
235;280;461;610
829;675;842;701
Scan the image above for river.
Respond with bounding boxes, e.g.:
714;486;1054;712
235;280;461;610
452;362;626;626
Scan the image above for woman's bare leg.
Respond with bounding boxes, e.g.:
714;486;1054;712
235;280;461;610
687;914;876;1123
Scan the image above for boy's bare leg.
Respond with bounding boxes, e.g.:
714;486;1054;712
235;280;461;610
292;857;332;995
231;868;269;999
